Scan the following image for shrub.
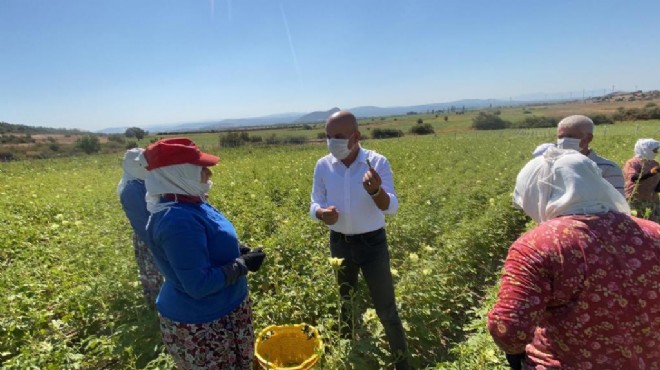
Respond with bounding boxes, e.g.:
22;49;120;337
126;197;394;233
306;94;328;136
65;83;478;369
0;134;35;144
75;135;101;154
417;118;424;124
371;128;404;139
471;112;509;130
646;107;660;119
125;141;138;149
0;151;15;161
247;135;263;143
409;123;435;135
108;134;126;143
219;132;245;148
591;114;614;125
265;134;281;145
282;136;307;145
511;116;558;129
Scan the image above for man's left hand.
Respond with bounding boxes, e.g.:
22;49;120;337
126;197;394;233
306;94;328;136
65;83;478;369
363;168;382;195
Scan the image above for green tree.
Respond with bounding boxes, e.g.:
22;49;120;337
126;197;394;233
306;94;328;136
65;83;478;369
125;127;147;140
76;135;101;154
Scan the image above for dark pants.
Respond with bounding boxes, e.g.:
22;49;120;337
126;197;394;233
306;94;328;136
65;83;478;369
330;228;411;370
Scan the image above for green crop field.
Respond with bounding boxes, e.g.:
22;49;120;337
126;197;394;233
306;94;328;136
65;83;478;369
1;120;659;369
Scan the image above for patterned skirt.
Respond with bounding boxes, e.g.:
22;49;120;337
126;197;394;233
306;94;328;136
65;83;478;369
133;234;163;308
159;298;255;370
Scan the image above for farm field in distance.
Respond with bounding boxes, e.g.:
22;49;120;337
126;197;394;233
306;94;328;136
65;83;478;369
1;100;659;368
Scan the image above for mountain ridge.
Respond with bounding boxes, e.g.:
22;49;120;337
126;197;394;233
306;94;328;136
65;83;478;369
96;98;526;134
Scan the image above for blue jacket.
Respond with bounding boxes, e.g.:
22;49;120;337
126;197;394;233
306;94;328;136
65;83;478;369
146;200;248;324
119;180;150;242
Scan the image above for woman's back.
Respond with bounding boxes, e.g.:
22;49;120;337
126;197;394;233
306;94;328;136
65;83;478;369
623;157;660;202
489;211;660;369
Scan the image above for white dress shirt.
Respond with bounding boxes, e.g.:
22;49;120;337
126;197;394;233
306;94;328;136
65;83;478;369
310;147;398;235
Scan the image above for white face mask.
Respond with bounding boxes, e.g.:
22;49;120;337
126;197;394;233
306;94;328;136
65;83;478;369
557;137;582;151
327;138;352;160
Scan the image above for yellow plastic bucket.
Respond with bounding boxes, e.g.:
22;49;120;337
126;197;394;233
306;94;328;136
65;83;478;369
255;323;323;370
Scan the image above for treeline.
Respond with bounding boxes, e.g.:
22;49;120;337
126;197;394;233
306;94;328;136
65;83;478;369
0;134;144;162
612;102;660;121
0;121;87;135
218;122;436;148
218;132;309;148
472;102;660;130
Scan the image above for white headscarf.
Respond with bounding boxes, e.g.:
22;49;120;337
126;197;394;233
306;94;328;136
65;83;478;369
513;147;630;223
634;138;660;160
532;143;555;158
144;163;212;214
117;148;148;196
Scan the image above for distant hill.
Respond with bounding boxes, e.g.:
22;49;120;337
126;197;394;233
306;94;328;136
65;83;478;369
295;107;341;123
98;99;523;134
5;92;622;135
350;99;517;117
98;112;305;134
200;112;304;131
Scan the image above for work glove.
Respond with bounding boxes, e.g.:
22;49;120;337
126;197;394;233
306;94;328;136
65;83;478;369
505;353;525;370
221;258;248;286
239;243;252;255
242;248;266;272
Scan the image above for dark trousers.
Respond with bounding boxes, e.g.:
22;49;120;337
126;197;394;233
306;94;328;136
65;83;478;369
330;228;411;370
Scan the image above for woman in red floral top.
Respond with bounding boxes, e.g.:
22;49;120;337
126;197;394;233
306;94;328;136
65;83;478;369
623;138;660;222
488;148;660;370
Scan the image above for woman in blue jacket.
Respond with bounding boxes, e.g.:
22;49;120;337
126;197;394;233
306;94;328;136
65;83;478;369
117;148;163;308
142;138;265;370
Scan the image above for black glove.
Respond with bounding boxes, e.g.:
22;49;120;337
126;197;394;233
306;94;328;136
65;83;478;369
505;353;525;370
239;243;251;255
242;248;266;272
221;258;248;286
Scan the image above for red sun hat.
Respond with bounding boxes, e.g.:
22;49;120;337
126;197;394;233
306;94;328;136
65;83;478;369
144;138;220;170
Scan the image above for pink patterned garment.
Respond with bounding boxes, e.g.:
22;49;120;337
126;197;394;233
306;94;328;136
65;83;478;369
488;212;660;370
159;298;254;370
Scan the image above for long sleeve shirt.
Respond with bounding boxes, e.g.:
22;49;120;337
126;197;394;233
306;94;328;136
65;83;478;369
588;150;625;196
146;201;247;324
119;180;150;242
623;157;660;202
310;147;398;235
488;212;660;370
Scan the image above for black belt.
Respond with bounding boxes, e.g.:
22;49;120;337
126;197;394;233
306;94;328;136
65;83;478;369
331;228;383;242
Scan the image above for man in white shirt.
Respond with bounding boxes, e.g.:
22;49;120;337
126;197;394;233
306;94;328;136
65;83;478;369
310;111;411;370
556;115;625;196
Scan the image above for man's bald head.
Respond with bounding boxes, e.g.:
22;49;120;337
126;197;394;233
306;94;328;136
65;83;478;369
324;110;361;162
326;111;358;134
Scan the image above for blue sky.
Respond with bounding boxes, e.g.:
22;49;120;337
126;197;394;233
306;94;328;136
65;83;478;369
1;0;659;131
